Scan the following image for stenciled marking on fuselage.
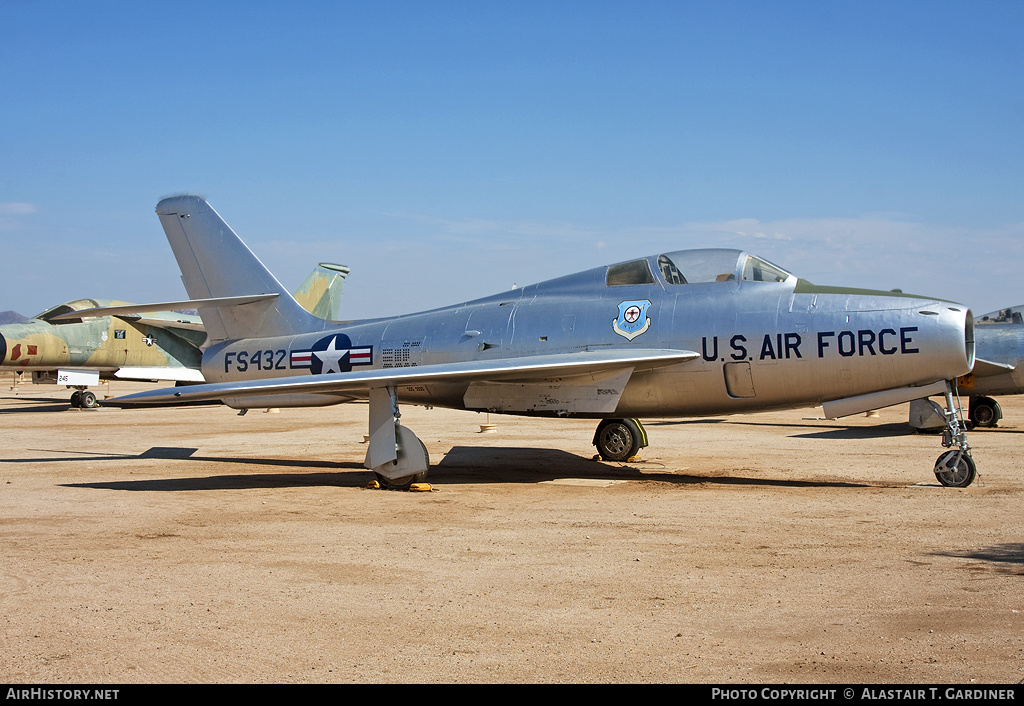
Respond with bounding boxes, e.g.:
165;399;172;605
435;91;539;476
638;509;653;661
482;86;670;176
700;327;920;362
224;348;289;373
224;333;374;374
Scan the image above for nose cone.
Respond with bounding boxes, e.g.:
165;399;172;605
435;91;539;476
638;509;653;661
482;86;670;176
843;286;975;380
0;330;6;365
816;288;975;387
920;302;974;381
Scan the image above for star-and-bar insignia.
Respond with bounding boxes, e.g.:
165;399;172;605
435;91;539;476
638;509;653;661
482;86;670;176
291;334;373;374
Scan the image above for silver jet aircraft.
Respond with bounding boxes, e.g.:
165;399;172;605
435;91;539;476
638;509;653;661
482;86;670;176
107;196;979;488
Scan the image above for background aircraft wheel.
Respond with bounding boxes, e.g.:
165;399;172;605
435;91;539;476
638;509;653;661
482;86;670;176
933;450;977;488
969;396;1002;428
69;391;82;408
375;471;428;490
594;418;644;462
79;391;98;408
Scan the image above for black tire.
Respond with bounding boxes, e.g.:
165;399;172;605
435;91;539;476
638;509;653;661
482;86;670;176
79;391;98;408
934;450;977;488
375;471;428;490
969;397;1002;428
69;391;82;408
594;418;644;462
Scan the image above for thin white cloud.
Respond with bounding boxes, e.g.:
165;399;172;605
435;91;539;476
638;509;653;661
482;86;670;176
0;202;38;231
0;202;37;216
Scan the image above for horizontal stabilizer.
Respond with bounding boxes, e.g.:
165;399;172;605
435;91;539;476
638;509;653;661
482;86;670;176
50;294;279;322
110;349;700;408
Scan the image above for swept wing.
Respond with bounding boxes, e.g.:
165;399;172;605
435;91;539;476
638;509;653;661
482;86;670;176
110;348;699;410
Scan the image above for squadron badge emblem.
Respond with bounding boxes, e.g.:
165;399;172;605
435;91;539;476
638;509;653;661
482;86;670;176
612;299;652;341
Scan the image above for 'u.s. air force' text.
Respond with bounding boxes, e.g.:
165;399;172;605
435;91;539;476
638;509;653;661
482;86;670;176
701;327;920;362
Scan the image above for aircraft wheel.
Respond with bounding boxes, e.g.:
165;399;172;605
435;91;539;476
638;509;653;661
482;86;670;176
374;471;428;490
69;391;82;408
969;397;1002;428
933;450;977;488
594;418;644;462
79;391;98;408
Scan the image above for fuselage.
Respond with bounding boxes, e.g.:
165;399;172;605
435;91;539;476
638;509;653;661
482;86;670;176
200;249;974;417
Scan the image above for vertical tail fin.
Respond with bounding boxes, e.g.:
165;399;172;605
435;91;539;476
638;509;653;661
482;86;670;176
292;263;350;321
155;195;325;342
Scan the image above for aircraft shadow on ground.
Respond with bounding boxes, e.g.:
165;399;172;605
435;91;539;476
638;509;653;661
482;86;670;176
651;416;1024;437
4;446;366;492
968;426;1024;435
646;418;727;426
787;422;915;439
0;398;73;413
7;444;873;491
432;446;869;489
930;543;1024;570
650;416;916;439
64;470;365;492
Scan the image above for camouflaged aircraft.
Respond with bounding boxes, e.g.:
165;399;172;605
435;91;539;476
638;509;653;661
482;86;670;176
0;262;349;408
104;195;979;488
908;305;1024;431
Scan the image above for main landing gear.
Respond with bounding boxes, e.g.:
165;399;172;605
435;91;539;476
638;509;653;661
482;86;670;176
969;395;1002;428
593;418;648;462
933;382;977;488
69;388;99;409
364;386;429;490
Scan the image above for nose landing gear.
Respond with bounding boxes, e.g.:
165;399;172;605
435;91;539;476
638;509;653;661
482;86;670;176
933;382;977;488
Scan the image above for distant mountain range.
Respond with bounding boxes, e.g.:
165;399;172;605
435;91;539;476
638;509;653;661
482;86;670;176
0;311;29;325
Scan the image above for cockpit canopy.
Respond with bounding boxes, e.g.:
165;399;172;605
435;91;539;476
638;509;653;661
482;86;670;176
606;249;793;287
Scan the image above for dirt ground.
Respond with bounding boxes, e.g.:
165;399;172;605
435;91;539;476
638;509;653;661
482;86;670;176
1;377;1022;684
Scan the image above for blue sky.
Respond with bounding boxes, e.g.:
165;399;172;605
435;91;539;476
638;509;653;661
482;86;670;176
2;1;1022;319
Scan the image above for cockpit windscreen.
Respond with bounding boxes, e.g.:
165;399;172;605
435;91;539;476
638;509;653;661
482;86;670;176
655;249;793;285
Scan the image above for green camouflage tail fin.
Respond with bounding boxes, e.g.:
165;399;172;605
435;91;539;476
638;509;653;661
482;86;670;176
293;263;350;321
